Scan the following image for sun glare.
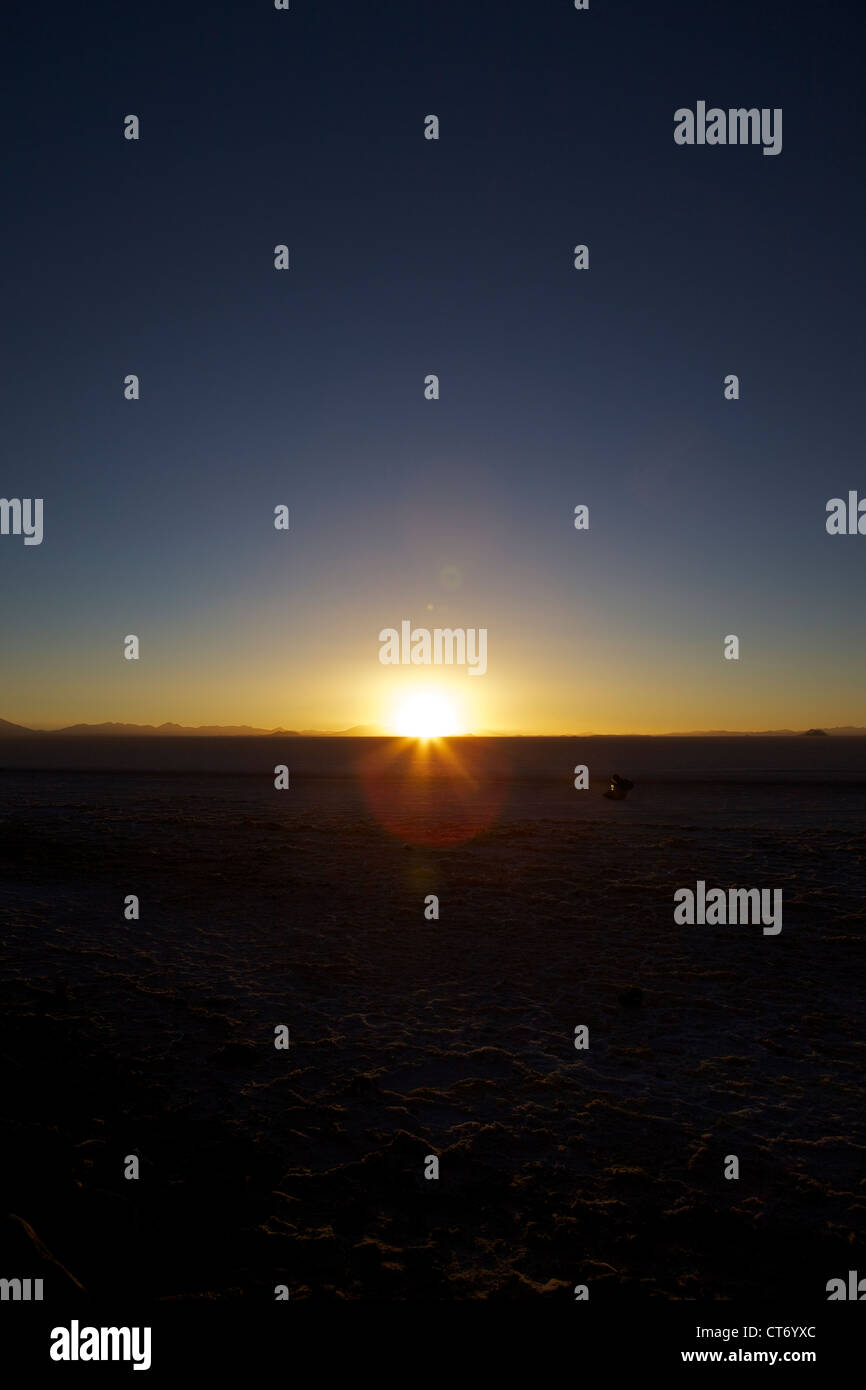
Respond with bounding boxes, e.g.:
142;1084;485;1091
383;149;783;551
393;693;460;739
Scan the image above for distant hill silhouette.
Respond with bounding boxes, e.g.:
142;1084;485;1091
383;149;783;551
1;719;865;738
0;719;33;737
664;727;864;737
0;719;388;737
51;721;290;737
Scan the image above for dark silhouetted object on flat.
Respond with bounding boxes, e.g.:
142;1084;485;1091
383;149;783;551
604;773;634;801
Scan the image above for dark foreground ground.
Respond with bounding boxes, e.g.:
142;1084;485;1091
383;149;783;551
1;744;864;1300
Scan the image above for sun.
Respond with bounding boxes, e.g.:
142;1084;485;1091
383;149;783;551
393;692;460;738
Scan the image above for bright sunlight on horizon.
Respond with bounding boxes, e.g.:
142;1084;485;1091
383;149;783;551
391;692;462;738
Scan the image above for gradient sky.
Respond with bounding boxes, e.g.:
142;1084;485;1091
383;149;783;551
2;0;865;733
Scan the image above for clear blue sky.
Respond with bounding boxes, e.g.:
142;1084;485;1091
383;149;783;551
2;0;864;731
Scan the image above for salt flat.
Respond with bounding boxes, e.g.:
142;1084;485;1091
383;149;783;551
0;739;863;1300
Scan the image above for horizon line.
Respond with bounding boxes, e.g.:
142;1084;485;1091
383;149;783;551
1;718;863;739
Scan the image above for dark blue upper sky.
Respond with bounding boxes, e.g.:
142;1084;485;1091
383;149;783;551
3;0;865;732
